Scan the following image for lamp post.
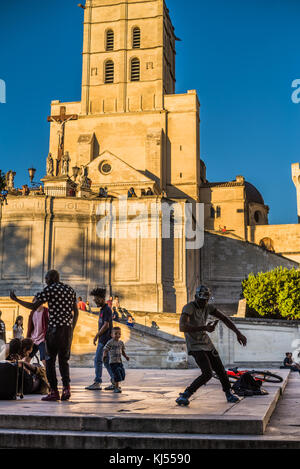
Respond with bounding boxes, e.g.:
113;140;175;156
28;167;36;185
28;167;42;191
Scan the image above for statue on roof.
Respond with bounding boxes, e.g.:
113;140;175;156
5;170;16;190
61;152;71;176
46;153;54;177
79;165;90;189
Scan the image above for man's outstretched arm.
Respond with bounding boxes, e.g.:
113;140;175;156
210;309;247;346
10;291;44;311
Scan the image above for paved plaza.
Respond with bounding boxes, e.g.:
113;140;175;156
0;368;299;449
0;368;288;423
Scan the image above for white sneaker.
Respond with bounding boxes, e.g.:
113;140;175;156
85;382;102;390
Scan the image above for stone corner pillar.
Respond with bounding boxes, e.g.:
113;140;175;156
292;163;300;223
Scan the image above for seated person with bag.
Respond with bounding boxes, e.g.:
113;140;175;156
4;338;22;361
283;352;300;372
1;339;34;398
5;339;49;395
20;339;49;395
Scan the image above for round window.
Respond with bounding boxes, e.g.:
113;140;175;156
99;161;112;175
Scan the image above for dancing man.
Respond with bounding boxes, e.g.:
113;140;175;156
176;285;247;406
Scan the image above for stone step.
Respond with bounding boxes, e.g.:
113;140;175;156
0;370;289;438
0;412;269;436
0;368;289;453
0;384;283;437
0;428;300;450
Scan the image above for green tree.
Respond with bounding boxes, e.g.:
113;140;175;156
242;267;300;320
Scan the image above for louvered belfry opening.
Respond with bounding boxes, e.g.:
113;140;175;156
105;60;114;83
132;27;141;49
131;58;140;81
106;30;114;51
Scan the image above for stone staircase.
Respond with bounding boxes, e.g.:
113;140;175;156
0;299;188;369
0;369;292;449
71;311;188;369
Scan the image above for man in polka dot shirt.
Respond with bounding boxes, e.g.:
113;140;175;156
10;270;78;402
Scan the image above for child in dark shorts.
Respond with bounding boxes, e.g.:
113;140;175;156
103;327;129;393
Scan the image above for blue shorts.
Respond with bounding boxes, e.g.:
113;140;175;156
110;363;126;383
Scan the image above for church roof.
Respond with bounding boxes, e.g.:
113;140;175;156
244;182;265;205
201;180;265;205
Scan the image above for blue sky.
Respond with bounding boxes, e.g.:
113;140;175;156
0;0;300;224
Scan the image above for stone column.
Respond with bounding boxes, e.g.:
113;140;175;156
292;163;300;223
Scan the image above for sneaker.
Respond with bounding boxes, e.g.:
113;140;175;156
114;387;122;393
85;382;102;391
225;390;240;403
41;389;60;402
176;392;190;406
61;386;71;401
105;384;116;391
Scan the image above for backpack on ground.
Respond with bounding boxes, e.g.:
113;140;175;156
232;372;268;397
21;361;49;395
30;365;49;395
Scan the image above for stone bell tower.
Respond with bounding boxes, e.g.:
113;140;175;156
46;0;200;201
292;163;300;223
81;0;176;115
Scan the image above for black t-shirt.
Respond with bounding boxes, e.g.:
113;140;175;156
98;304;113;345
284;357;292;367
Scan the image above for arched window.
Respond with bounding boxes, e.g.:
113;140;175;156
259;237;275;252
105;60;114;83
106;30;114;51
254;211;261;223
130;58;140;81
132;27;141;49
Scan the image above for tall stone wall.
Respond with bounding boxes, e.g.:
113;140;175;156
201;232;298;314
213;317;300;367
0;197;297;315
0;195;195;313
248;224;300;263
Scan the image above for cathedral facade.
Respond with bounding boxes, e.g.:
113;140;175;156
0;0;297;314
